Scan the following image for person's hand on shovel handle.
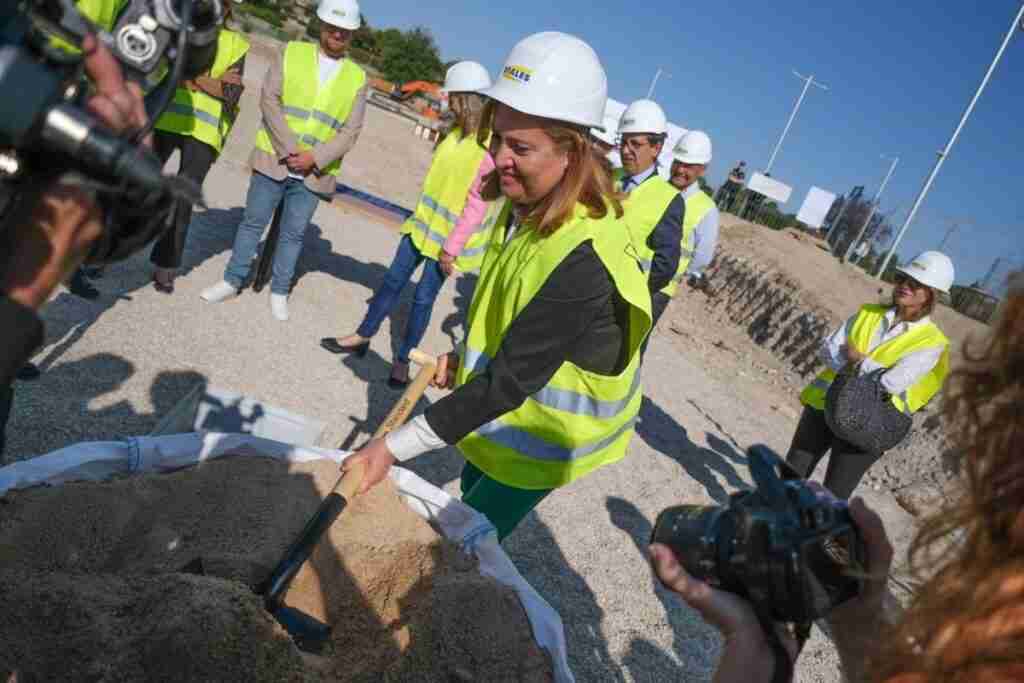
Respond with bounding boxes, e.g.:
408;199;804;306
342;439;395;495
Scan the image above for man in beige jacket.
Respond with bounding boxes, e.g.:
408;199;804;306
201;0;366;321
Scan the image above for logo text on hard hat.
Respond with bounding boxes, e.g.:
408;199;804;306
502;65;533;84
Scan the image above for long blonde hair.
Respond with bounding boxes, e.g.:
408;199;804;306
478;100;622;235
448;93;486;141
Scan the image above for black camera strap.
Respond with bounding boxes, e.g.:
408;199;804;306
757;611;811;683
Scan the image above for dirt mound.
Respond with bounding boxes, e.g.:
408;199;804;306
0;456;552;682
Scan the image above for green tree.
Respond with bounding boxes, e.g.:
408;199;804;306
697;176;715;197
378;27;444;83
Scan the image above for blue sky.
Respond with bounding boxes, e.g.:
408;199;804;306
361;0;1023;288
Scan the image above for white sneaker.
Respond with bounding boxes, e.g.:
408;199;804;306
200;281;239;303
270;293;289;321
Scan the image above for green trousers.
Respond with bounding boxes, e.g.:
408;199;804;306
460;461;553;542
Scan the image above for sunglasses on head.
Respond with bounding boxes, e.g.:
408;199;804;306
894;273;926;289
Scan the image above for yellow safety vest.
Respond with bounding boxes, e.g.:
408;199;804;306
254;41;366;177
400;128;495;271
614;168;680;278
800;304;950;415
454;199;653;490
661;186;716;297
154;30;250;153
51;0;127;52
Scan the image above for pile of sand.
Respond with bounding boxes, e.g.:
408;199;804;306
0;456;552;682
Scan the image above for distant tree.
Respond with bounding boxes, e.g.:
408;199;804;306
351;15;376;52
378;27;444;83
697;176;715;197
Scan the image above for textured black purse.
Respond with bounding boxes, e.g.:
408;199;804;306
824;365;912;454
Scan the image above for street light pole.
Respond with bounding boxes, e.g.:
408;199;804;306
842;155;900;263
647;68;671;99
876;2;1024;279
764;70;829;175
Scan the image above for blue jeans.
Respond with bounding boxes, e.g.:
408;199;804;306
224;173;321;295
357;234;447;363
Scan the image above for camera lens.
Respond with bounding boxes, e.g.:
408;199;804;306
651;505;728;584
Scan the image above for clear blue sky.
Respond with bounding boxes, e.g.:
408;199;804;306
362;0;1023;288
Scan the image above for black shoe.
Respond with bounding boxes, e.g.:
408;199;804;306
320;338;369;357
16;362;41;381
387;361;410;389
68;269;99;300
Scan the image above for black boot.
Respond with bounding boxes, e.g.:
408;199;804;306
68;268;99;300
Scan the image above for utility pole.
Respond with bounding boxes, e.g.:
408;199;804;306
981;257;1005;292
647;68;671;99
876;2;1024;279
764;70;829;175
937;217;970;251
842;155;900;263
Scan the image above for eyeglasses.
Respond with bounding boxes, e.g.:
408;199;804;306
893;273;926;290
620;137;653;152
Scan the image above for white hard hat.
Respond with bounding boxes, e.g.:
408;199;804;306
896;251;955;294
479;32;607;129
443;61;492;94
591;126;617;146
673;130;713;164
618;99;667;136
317;0;360;30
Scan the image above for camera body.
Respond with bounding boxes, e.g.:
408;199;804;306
652;445;866;623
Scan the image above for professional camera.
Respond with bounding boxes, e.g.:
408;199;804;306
651;445;867;624
0;0;223;264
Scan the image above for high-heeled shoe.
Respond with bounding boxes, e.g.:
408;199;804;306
153;272;174;294
320;337;369;357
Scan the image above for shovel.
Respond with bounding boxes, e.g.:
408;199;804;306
184;348;438;653
252;204;283;293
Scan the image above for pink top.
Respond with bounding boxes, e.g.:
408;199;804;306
442;153;496;257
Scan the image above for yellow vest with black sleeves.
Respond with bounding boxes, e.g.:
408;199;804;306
454;199;653;490
614;168;680;279
254;41;366;177
662;186;716;297
154;30;250;153
400;129;494;271
800;304;950;414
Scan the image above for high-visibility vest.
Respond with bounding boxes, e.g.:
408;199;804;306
661;186;716;297
800;304;950;415
454;199;653;490
400;128;495;271
154;30;250;153
51;0;127;52
254;41;366;177
614;168;680;278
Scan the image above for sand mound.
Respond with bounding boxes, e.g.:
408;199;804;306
0;456;552;682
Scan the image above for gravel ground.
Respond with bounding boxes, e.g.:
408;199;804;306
3;46;924;680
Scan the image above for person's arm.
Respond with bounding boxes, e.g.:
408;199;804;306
442;152;495;259
260;50;300;159
861;346;944;395
646;194;684;293
310;84;367;175
820;314;857;372
686;206;720;276
190;54;246;106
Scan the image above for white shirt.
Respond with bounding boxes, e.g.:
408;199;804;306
679;182;721;276
288;51;344;179
820;308;944;395
619;163;659;193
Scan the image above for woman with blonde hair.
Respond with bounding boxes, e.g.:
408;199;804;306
321;61;496;387
651;274;1024;682
343;32;652;540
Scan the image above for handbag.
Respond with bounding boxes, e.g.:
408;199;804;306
824;365;912;454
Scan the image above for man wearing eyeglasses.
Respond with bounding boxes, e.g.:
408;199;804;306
202;0;367;322
614;99;684;327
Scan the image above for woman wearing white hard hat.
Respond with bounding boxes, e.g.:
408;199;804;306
785;251;955;498
344;32;652;540
321;61;497;387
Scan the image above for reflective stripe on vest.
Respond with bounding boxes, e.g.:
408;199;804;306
400;129;495;271
254;41;366;177
799;304;950;414
154;30;250;152
615;169;680;280
661;188;715;297
454;199;653;490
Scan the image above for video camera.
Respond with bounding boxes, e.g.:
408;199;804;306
0;0;223;264
651;445;867;624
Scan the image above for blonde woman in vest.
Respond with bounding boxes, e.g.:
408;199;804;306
785;251;954;498
201;0;366;321
150;6;249;294
342;32;653;541
320;61;495;388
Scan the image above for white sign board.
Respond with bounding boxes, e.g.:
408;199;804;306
796;186;837;229
601;97;687;177
747;172;793;204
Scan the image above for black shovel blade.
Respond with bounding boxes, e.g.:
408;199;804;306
270;603;332;654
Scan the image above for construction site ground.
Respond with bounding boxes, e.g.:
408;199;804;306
5;37;988;682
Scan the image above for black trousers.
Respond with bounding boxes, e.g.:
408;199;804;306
149;131;217;269
784;406;885;499
0;382;12;461
640;291;673;358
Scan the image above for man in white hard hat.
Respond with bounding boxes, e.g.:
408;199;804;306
202;0;367;321
615;99;684;325
668;130;720;293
